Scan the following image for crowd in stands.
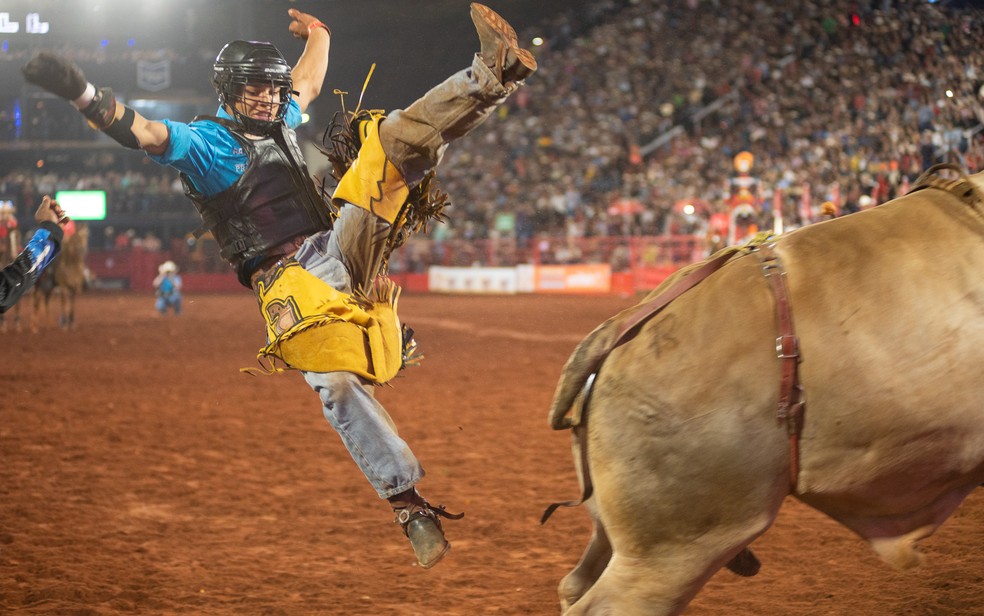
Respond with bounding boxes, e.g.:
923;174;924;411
437;0;984;242
2;0;983;257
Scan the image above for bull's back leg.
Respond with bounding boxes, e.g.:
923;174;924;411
560;498;611;611
561;485;785;616
562;520;776;616
562;403;788;614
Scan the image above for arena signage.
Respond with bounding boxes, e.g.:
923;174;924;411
428;266;519;294
0;12;49;34
534;264;612;294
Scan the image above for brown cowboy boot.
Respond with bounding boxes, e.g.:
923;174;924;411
389;489;463;569
470;3;537;86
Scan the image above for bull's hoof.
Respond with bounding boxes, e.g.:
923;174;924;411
725;547;761;577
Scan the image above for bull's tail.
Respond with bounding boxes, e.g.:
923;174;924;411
548;318;620;430
542;373;598;524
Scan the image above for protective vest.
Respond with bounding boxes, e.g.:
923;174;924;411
181;117;333;286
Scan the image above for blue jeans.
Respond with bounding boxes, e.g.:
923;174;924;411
294;55;511;499
156;294;181;315
302;371;422;499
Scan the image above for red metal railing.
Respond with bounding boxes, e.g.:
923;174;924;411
85;235;707;293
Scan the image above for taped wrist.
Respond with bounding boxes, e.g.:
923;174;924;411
101;106;140;149
23;228;57;275
80;86;117;130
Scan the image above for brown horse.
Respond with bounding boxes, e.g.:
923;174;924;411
33;223;89;330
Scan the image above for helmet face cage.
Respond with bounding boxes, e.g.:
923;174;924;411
220;75;293;134
211;41;293;135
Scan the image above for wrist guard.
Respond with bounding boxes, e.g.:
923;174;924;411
102;106;140;149
81;86;118;130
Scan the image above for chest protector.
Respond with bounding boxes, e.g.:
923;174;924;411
181;117;333;286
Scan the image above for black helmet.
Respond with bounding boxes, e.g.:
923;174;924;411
211;40;293;135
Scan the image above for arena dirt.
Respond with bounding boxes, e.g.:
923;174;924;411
2;292;982;615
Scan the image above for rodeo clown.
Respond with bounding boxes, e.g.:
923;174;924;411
22;4;535;568
0;196;69;314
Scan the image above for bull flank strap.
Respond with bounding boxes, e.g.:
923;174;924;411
756;244;804;490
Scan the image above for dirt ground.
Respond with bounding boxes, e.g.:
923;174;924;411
1;291;982;615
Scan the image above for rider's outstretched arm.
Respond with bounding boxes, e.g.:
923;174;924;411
22;52;170;155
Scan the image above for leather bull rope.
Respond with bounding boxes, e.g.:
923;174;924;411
755;243;804;491
748;161;984;490
542;236;809;524
750;162;984;491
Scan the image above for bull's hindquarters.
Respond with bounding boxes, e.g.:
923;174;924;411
560;256;791;615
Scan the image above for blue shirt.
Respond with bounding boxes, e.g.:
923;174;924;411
149;99;302;197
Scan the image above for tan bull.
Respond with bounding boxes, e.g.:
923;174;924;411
547;165;984;615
